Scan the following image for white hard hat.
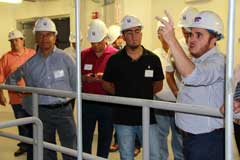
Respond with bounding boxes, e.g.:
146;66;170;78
8;30;24;41
87;19;108;43
156;17;169;32
69;32;83;43
121;15;143;32
107;25;121;44
69;32;76;43
189;10;224;40
178;6;199;28
33;17;58;35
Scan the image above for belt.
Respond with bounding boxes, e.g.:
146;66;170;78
39;100;72;109
180;128;224;138
180;130;195;138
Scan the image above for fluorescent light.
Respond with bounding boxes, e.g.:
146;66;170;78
0;0;22;3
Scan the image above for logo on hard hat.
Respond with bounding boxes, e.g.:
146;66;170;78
92;32;96;36
10;32;14;36
194;17;202;22
127;18;131;23
43;22;47;26
183;16;186;20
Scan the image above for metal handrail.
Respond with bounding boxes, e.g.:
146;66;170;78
0;132;107;160
0;117;43;160
0;84;223;117
0;84;226;160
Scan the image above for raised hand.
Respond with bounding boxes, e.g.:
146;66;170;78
155;10;176;44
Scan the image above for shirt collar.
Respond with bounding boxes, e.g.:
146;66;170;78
10;48;26;56
122;45;148;57
192;46;219;63
90;45;112;58
37;45;57;58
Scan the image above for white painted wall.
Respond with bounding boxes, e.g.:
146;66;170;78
120;0;239;65
0;0;239;65
0;0;73;55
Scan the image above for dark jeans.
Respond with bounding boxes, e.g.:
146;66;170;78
12;104;32;150
234;123;240;154
82;100;113;158
38;102;77;160
183;128;224;160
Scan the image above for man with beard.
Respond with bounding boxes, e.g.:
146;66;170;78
157;10;225;160
102;15;164;160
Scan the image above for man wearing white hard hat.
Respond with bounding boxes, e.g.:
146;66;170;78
166;7;199;97
107;25;124;50
7;18;77;160
64;32;83;61
158;10;225;160
81;19;117;158
153;17;184;160
102;15;164;160
0;30;35;157
156;8;198;160
107;24;141;155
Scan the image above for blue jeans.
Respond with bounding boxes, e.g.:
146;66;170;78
39;103;77;160
155;111;184;160
183;129;224;160
114;124;161;160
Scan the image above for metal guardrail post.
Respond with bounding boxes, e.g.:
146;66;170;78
75;0;83;159
32;93;39;160
142;105;150;160
32;93;39;117
226;0;236;159
0;117;43;160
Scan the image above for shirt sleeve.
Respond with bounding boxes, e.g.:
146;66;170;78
6;65;24;85
102;56;115;83
165;52;175;72
234;65;240;88
65;55;77;91
0;56;7;83
153;55;164;81
183;55;225;86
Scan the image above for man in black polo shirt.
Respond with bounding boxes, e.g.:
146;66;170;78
102;15;164;160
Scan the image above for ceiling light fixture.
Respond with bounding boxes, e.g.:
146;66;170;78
0;0;22;4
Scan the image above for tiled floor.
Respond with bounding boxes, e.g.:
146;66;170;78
0;106;239;160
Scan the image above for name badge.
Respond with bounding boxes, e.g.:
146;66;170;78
145;70;153;77
84;64;93;71
54;70;64;79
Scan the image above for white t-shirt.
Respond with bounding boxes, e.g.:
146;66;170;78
153;47;176;102
64;46;76;62
166;37;191;91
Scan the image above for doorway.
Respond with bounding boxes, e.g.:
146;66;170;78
17;16;70;50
